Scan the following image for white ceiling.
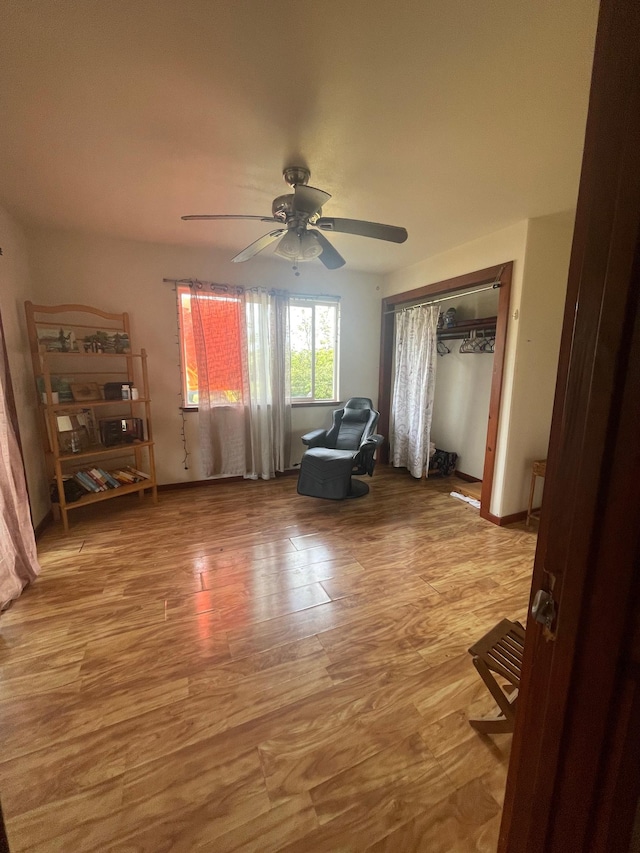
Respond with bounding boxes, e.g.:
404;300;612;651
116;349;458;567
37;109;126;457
0;1;599;274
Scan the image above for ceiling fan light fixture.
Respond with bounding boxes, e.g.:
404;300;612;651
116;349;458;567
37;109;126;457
274;230;300;259
300;231;322;260
275;230;322;262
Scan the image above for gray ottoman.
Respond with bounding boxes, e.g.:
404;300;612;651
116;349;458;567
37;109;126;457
297;447;369;499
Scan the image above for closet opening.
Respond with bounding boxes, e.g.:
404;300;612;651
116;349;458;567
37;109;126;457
377;262;512;522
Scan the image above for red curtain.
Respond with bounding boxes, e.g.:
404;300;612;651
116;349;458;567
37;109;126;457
183;289;243;401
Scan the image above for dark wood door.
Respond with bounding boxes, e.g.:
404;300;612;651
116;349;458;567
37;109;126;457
500;0;640;849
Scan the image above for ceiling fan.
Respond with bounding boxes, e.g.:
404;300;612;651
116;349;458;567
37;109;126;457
182;166;408;271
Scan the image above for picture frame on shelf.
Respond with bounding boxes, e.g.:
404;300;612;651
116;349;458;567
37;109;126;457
37;327;79;353
81;331;131;354
36;376;74;402
70;381;102;402
55;410;98;453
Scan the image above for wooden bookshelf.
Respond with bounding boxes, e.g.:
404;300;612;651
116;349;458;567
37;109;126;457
25;302;158;532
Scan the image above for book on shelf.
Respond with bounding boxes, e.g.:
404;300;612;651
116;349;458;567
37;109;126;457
72;467;130;492
74;470;100;493
110;466;150;484
83;469;107;491
91;468;111;489
66;466;154;490
101;470;122;489
126;466;151;480
94;468;126;489
111;469;135;484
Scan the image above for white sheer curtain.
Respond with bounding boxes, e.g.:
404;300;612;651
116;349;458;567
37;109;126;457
390;303;439;478
191;284;290;480
267;290;291;474
1;312;40;611
244;288;291;479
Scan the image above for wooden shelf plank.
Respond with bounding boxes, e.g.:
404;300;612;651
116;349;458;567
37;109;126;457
56;440;153;462
41;398;150;410
55;479;156;511
38;351;141;359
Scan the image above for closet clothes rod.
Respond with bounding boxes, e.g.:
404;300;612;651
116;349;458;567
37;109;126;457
385;281;501;315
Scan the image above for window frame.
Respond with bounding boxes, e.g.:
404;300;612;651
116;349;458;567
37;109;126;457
289;297;340;405
176;287;340;409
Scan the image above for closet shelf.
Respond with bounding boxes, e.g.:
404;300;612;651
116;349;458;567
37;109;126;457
437;316;497;340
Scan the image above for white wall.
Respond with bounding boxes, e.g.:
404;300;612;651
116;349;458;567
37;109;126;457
0;206;50;525
24;226;383;482
499;210;575;512
431;290;499;479
384;214;575;517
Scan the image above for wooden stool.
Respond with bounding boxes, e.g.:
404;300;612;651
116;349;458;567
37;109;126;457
526;459;547;526
468;618;526;734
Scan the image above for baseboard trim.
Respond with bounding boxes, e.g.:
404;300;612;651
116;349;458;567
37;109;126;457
34;509;54;540
454;470;481;483
158;469;299;491
158;477;243;491
483;509;529;527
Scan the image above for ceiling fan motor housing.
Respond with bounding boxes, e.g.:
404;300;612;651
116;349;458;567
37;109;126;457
272;193;322;224
282;166;310;188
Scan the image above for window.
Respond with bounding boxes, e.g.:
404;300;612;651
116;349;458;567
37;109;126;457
289;299;339;402
178;288;339;406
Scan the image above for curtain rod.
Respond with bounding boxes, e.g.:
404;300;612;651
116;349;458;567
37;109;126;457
290;293;341;302
163;277;232;288
384;282;501;315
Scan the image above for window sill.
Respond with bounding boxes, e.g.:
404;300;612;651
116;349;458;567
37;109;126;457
292;401;340;408
182;402;340;412
181;405;241;411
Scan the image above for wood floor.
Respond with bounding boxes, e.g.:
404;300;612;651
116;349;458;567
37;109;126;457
0;466;537;852
455;481;482;502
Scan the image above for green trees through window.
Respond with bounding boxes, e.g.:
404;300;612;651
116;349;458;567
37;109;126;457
289;301;338;401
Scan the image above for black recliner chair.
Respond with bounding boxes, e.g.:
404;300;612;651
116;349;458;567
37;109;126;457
297;397;384;499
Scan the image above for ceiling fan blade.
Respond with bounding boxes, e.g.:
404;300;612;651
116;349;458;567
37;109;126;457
315;217;408;243
309;230;346;270
293;184;331;216
231;229;287;263
182;214;278;222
